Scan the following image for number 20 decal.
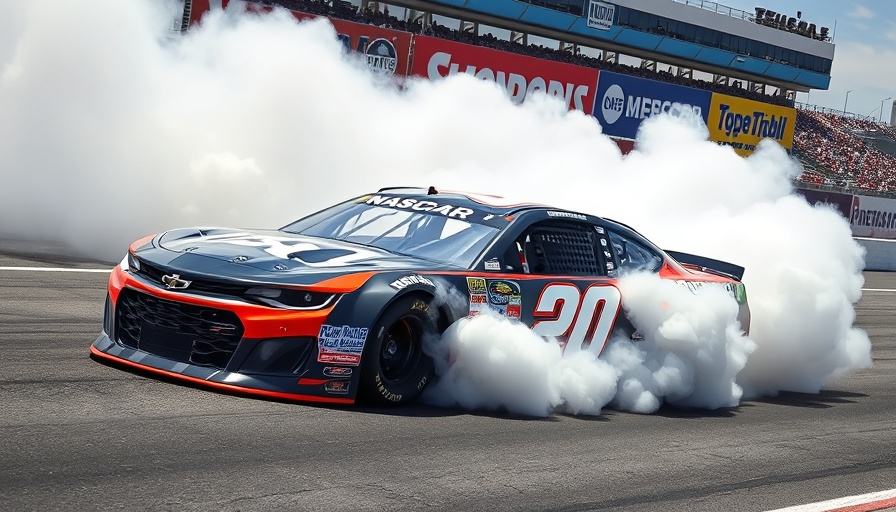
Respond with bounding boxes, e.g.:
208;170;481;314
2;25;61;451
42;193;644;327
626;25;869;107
532;283;622;355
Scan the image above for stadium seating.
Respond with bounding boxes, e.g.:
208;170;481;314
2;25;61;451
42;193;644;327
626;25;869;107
793;109;896;194
267;0;791;106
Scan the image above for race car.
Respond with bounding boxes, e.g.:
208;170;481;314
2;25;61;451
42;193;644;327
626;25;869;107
90;186;750;405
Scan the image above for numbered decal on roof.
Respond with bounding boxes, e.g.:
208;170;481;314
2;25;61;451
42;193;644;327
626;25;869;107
532;283;621;355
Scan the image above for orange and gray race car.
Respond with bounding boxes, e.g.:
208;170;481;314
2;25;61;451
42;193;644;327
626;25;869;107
91;186;750;405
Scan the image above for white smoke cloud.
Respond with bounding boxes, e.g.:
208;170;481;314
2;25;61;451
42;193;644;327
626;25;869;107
0;0;871;414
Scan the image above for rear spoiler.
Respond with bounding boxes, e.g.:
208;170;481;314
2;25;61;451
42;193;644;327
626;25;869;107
664;250;745;281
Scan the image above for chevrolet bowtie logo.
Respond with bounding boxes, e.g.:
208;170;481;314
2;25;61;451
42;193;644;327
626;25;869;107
161;274;192;290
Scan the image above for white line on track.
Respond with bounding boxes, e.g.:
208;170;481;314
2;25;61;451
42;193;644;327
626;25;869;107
862;288;896;292
766;488;896;511
0;266;111;273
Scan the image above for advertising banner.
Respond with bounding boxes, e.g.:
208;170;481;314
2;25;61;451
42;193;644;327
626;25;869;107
587;1;616;30
851;194;896;239
707;93;795;156
410;36;600;113
796;188;855;221
592;71;712;140
188;1;412;77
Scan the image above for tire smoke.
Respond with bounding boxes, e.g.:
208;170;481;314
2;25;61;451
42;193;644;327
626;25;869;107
0;1;871;414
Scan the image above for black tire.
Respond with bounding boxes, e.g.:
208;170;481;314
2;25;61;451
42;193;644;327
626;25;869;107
359;295;436;405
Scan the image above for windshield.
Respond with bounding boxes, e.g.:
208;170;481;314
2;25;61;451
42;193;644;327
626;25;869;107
281;200;502;267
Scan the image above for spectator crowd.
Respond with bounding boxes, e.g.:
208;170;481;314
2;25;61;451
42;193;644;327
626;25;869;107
793;109;896;194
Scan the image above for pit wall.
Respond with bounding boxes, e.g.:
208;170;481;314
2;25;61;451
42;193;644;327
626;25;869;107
796;189;896;271
856;238;896;272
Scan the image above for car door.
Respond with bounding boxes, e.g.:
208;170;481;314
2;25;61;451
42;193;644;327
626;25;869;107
470;218;623;355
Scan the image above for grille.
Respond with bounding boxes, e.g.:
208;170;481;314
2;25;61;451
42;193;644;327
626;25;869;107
116;288;244;369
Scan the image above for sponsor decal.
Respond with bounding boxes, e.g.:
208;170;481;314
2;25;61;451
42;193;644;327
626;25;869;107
374;374;402;402
466;277;487;294
389;274;435;290
487;281;518;305
676;280;705;295
587;1;615;30
547;211;587;220
477;280;521;318
484;258;501;271
706;93;795;155
317;324;369;366
366;195;474;220
674;280;746;304
594;72;712;139
322;366;353;378
411;36;599;113
324;380;351;395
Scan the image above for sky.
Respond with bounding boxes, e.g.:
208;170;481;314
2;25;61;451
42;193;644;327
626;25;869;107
719;0;896;121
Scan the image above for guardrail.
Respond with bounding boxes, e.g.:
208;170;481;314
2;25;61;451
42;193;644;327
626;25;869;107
670;0;752;21
795;102;881;123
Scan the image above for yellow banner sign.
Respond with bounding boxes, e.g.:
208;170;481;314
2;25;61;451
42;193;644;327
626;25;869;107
707;94;795;156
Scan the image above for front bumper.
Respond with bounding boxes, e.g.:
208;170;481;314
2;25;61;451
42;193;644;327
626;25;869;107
90;265;358;405
90;332;353;404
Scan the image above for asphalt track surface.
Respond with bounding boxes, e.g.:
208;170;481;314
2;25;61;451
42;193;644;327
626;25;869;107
1;241;895;512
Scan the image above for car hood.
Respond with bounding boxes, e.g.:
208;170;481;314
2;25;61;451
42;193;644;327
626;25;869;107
133;227;453;286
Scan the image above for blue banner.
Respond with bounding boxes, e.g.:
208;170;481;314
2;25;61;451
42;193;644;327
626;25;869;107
592;71;712;139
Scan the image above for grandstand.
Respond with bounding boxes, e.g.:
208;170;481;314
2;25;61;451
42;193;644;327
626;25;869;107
185;0;896;196
261;0;830;104
794;107;896;195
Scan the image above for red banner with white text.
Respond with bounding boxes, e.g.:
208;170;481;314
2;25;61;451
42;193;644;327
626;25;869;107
410;35;599;114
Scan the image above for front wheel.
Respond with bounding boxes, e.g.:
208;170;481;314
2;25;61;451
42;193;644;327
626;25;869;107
360;295;436;405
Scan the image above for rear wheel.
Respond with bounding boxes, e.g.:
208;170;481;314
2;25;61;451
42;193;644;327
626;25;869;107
360;295;436;405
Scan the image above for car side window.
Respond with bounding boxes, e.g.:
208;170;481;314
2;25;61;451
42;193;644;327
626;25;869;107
520;221;606;276
607;230;663;273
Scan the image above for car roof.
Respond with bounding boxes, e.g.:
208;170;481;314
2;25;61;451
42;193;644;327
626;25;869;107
374;186;573;216
373;187;647;236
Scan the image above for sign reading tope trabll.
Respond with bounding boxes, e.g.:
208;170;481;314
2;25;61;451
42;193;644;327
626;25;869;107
706;94;796;156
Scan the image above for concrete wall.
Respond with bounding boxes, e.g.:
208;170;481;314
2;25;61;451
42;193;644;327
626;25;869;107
856;237;896;271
